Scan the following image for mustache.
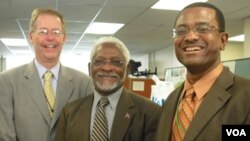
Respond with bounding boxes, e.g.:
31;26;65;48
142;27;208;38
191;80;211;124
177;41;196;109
181;40;206;47
96;71;120;77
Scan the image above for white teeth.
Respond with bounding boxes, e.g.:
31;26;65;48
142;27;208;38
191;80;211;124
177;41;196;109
46;45;55;48
185;47;200;51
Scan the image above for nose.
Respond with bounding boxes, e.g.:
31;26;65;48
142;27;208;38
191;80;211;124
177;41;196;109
184;30;199;41
100;61;114;71
45;33;56;40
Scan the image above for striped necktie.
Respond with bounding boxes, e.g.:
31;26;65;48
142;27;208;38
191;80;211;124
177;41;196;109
92;97;109;141
43;71;55;118
172;86;196;141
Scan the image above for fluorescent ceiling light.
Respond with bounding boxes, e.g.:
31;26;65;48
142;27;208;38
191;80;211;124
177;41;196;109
0;38;28;46
228;34;245;42
85;22;124;34
151;0;208;11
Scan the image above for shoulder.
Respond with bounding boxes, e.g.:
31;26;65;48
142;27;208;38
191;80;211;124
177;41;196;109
124;89;160;109
63;94;93;113
219;67;250;88
61;66;87;75
0;63;28;79
234;74;250;85
60;65;90;79
122;90;161;121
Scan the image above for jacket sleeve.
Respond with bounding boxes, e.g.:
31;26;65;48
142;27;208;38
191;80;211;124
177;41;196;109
0;74;17;141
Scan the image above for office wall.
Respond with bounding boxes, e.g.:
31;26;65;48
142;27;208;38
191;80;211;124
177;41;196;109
234;58;250;79
147;42;244;79
149;46;182;79
131;54;149;72
221;42;243;61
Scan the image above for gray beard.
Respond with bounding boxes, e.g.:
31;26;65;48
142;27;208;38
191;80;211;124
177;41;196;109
94;71;126;92
95;80;119;91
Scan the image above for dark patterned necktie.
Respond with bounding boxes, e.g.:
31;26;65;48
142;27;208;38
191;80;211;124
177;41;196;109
92;97;109;141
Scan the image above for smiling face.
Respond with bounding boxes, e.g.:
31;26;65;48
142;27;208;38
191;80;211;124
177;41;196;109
90;43;128;96
174;7;228;75
29;13;66;68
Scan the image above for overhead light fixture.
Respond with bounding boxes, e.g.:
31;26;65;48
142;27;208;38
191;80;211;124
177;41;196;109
151;0;208;11
0;38;28;46
228;34;245;42
85;22;124;34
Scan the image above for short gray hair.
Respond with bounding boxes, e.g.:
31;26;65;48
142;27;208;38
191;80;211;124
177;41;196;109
90;36;130;65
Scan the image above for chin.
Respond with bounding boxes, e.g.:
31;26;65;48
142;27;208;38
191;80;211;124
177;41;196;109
95;82;117;91
95;81;124;94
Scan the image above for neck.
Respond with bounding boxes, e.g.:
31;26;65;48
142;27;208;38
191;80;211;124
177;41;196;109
37;59;59;70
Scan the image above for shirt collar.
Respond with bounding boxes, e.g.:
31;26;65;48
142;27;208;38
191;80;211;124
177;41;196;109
34;59;60;80
93;87;123;111
184;63;224;100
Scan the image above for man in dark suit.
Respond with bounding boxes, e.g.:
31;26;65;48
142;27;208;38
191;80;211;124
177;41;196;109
154;2;250;141
0;8;93;141
56;36;161;141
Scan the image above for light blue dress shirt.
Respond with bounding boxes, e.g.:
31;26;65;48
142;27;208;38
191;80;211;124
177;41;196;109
34;59;60;95
90;87;123;138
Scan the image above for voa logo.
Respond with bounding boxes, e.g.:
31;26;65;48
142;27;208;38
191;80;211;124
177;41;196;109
226;129;246;136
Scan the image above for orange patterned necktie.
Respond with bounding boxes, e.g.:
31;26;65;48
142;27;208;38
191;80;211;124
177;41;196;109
172;86;196;141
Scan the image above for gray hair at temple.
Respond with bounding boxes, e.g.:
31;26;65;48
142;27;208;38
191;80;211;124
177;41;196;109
90;36;130;65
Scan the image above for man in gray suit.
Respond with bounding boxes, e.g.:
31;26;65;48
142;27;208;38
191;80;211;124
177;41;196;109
0;8;93;141
56;36;161;141
154;2;250;141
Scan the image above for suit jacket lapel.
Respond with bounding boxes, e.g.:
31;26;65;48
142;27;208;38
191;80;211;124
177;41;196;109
184;67;233;141
110;89;135;141
51;66;74;127
162;86;183;141
75;95;94;141
23;61;51;124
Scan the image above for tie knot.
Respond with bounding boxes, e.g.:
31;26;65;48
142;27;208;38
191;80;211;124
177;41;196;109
44;71;53;81
184;86;195;99
99;97;109;107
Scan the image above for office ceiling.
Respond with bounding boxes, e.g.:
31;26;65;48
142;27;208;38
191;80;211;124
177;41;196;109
0;0;250;57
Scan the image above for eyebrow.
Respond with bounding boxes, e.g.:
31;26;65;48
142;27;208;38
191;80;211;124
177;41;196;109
37;27;61;30
176;22;211;27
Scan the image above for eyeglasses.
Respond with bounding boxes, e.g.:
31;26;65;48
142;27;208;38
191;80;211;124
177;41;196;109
33;28;63;36
173;23;221;38
92;59;125;68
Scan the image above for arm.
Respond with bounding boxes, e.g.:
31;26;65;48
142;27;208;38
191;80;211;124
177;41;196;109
144;103;161;141
55;108;67;141
0;74;16;141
